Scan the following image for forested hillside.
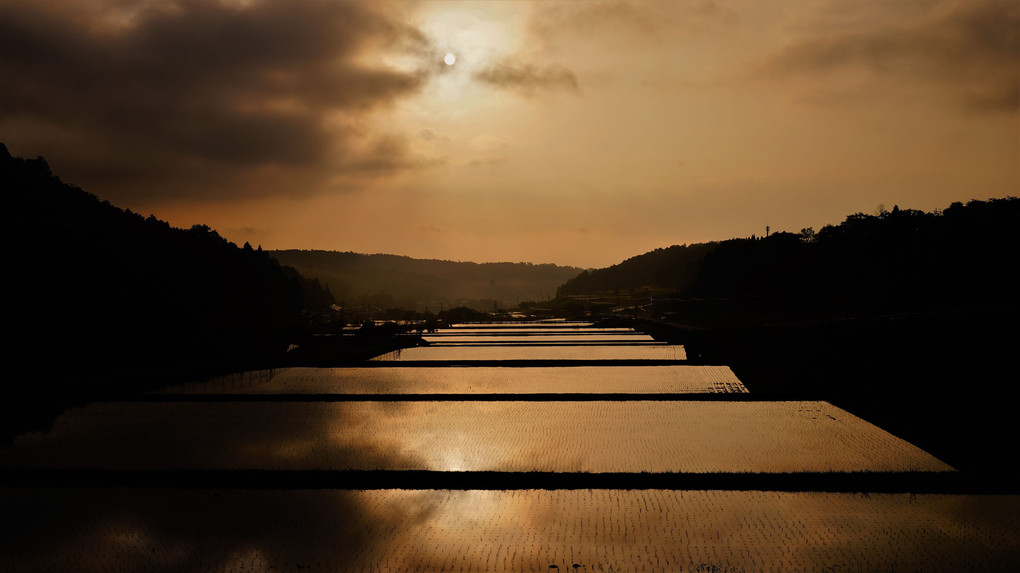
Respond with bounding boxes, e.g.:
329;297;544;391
558;199;1020;320
5;142;333;387
271;250;581;311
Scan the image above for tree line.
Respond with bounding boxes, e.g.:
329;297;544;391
270;249;581;312
557;198;1020;319
4;142;334;390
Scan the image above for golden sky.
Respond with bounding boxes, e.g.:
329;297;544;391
2;0;1017;267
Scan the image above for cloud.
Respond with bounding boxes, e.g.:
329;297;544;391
514;0;740;94
529;0;739;49
0;0;436;201
417;129;449;142
339;134;447;175
758;1;1019;113
414;222;445;235
473;60;581;96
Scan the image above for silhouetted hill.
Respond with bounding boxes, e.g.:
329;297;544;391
558;199;1020;321
4;142;333;391
559;199;1020;473
270;249;581;311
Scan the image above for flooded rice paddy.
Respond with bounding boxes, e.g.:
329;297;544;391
182;365;749;395
422;334;657;343
4;488;1017;573
1;401;951;473
372;344;687;361
2;320;1016;571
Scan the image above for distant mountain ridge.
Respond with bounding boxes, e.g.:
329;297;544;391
270;249;583;311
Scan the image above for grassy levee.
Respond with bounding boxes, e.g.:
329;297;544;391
630;307;1018;475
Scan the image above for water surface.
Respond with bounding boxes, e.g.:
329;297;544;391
422;334;657;343
3;488;1014;572
373;345;687;361
2;401;952;473
210;365;749;395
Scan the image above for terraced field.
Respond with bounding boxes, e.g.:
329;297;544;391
212;365;748;395
0;401;952;473
447;321;601;329
2;320;1015;571
372;344;688;361
427;326;648;333
3;489;1017;572
422;334;657;344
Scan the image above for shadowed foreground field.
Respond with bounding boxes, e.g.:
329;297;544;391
3;323;1016;571
3;488;1017;572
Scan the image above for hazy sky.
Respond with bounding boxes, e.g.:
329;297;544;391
2;0;1017;267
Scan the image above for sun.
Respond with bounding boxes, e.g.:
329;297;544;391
444;53;456;66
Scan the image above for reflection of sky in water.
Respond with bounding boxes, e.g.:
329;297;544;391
1;320;999;570
1;402;952;472
373;345;687;361
3;488;1017;572
226;365;748;395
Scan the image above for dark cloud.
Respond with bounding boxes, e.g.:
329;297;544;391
759;1;1019;113
339;134;447;176
474;60;581;96
0;0;434;201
